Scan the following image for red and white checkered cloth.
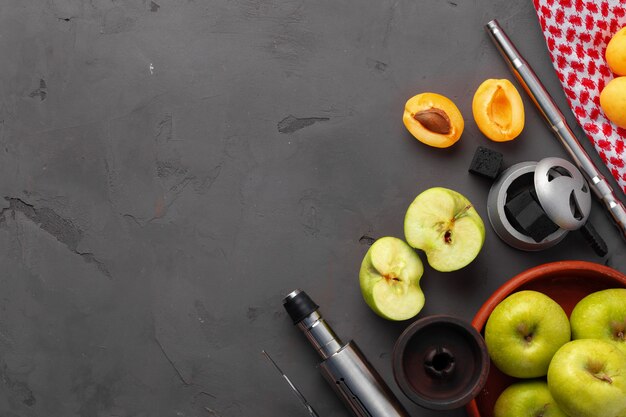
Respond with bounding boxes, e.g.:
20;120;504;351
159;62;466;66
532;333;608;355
532;0;626;193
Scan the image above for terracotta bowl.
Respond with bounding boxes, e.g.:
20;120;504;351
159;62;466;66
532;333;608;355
465;260;626;417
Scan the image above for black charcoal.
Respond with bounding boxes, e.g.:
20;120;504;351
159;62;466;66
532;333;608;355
468;146;503;179
504;189;559;242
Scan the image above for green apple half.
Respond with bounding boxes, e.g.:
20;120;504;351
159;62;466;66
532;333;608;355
548;339;626;417
484;290;570;378
404;187;485;272
359;237;425;321
494;380;568;417
570;288;626;355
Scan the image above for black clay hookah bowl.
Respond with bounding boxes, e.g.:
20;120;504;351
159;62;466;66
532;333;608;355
392;315;490;410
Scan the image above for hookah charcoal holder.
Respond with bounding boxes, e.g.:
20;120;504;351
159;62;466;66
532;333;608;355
486;157;604;252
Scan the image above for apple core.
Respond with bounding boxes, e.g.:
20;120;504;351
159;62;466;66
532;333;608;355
359;237;425;321
404;188;485;272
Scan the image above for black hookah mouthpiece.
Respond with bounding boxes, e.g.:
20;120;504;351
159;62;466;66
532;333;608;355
283;289;319;324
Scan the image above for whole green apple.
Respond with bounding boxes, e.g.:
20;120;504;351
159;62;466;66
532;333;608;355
404;187;485;272
548;339;626;417
494;380;568;417
484;290;570;378
570;288;626;355
359;237;425;321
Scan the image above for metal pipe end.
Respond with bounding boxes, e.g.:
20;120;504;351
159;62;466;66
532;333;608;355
282;289;319;324
283;289;302;303
485;19;500;32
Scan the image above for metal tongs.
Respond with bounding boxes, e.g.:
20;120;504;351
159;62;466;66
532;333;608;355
262;350;320;417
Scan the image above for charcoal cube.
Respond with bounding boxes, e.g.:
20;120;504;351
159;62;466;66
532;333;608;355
469;146;503;179
504;189;559;242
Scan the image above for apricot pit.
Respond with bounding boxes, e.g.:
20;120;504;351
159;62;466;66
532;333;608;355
472;79;525;142
403;93;464;148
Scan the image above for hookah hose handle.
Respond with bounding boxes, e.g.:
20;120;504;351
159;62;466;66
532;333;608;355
283;290;410;417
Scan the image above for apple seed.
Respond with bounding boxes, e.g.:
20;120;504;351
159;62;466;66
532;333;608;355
383;274;401;284
437;205;473;245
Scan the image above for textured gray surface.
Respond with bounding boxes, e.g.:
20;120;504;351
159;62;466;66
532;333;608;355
0;0;624;416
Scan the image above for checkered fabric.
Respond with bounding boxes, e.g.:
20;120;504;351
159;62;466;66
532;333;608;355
532;0;626;193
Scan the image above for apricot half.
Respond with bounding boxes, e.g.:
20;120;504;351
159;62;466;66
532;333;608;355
473;79;525;142
403;93;464;148
600;76;626;128
607;27;626;76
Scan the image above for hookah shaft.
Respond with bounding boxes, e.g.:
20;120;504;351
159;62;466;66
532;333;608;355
486;19;626;240
283;290;409;417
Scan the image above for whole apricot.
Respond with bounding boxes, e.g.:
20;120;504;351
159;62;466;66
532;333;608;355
472;79;525;142
606;27;626;76
600;76;626;128
402;93;464;148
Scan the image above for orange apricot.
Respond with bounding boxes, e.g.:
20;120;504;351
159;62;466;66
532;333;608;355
472;79;525;142
402;93;464;148
606;27;626;76
600;76;626;128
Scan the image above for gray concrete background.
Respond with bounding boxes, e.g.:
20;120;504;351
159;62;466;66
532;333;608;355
0;0;624;416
